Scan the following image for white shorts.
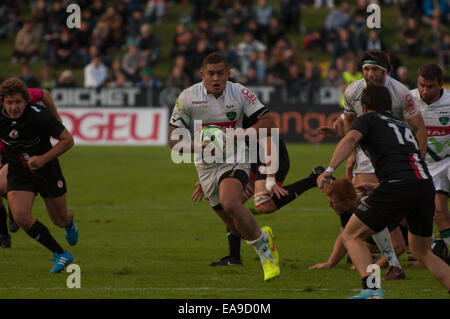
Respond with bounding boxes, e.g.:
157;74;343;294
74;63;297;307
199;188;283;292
427;157;450;194
197;162;250;208
354;148;375;174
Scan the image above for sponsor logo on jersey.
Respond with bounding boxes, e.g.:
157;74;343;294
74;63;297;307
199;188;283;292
405;94;416;115
241;88;257;104
192;101;208;108
226;111;237;121
201;121;237;129
439;116;449;125
426;126;450;136
8;129;18;139
31;106;42;112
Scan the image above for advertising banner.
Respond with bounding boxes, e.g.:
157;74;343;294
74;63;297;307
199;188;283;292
59;108;168;145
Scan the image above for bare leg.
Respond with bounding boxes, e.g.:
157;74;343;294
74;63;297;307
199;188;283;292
341;214;376;278
219;178;261;241
43;195;73;228
7;191;35;231
409;232;450;290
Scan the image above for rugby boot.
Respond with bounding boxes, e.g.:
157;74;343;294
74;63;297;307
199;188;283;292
383;266;406;280
50;251;74;273
348;288;384;299
209;255;243;266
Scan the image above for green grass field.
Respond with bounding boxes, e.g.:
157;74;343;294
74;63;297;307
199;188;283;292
0;144;448;299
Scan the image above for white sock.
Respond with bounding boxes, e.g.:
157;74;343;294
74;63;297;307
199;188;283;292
247;230;274;264
371;227;402;269
442;236;450;248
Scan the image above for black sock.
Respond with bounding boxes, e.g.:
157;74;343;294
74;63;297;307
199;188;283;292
227;228;241;259
26;220;64;254
0;205;8;236
272;176;316;209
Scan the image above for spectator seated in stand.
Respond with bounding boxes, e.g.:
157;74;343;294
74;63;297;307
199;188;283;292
122;45;147;83
395;66;415;89
145;0;167;24
50;29;79;68
84;56;108;88
438;33;450;69
98;6;123;46
138;67;161;88
399;17;423;56
20;63;40;88
237;31;267;77
12;21;41;64
303;30;325;52
40;65;57;90
165;65;191;89
57;70;77;88
138;24;160;66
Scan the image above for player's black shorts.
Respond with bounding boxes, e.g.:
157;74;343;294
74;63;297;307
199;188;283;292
7;159;67;198
355;180;435;237
218;169;249;190
340;211;398;232
251;140;290;184
213;169;249;212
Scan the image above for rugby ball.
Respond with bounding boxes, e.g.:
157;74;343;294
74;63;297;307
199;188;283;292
200;125;225;151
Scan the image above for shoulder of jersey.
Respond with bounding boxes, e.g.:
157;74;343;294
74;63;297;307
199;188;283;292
386;76;409;92
178;82;203;102
345;78;365;98
29;103;45;113
409;88;419;98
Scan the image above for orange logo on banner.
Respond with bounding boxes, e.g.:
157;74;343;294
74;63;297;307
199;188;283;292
272;111;341;143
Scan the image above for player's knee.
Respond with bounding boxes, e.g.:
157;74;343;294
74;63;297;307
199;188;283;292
12;211;33;229
49;212;71;228
342;229;363;246
221;198;242;215
341;231;353;246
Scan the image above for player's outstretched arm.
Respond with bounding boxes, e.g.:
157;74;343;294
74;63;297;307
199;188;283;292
28;129;74;170
309;229;347;269
317;130;363;190
317;116;345;138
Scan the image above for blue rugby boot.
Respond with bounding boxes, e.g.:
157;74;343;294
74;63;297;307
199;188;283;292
64;221;78;246
50;251;74;273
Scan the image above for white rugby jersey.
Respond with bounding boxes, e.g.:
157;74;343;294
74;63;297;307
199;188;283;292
410;88;450;164
170;81;266;166
344;76;420;120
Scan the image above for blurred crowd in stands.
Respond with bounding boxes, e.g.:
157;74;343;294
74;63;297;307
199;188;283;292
0;0;449;104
